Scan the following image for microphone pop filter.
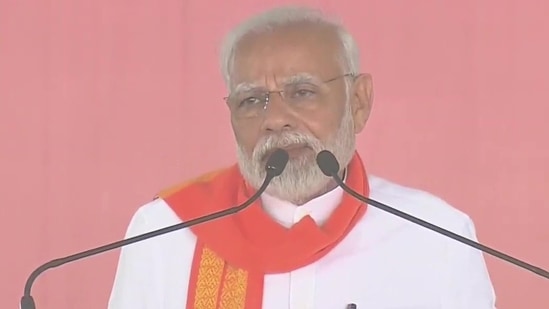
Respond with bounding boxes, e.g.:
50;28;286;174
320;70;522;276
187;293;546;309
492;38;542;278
265;148;289;177
316;150;340;176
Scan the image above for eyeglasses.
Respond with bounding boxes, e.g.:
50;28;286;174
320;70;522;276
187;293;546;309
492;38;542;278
224;73;355;119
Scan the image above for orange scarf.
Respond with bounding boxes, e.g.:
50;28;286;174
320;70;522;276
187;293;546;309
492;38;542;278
159;151;369;308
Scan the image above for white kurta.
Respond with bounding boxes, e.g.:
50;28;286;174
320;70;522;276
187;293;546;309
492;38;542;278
108;174;497;309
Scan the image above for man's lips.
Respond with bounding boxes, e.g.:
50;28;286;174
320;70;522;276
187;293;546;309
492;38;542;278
282;143;307;151
263;143;310;159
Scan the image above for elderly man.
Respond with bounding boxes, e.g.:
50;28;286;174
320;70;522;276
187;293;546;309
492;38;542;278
108;6;496;309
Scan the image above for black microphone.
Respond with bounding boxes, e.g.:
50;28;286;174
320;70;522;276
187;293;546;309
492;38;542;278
20;148;290;309
316;150;549;280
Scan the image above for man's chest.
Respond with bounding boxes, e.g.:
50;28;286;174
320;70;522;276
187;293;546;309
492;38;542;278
260;245;446;309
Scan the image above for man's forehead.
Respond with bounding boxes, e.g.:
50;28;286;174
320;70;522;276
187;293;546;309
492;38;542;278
228;23;344;92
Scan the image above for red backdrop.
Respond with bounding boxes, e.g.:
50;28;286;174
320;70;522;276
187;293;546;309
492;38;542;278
1;0;548;308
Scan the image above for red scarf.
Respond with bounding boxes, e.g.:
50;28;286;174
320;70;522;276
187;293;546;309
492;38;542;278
159;151;369;308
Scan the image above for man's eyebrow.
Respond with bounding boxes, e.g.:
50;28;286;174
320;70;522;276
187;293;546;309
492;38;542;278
233;82;260;94
232;73;323;93
282;73;323;85
283;73;328;85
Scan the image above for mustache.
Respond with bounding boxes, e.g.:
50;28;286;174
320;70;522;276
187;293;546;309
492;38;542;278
253;132;322;160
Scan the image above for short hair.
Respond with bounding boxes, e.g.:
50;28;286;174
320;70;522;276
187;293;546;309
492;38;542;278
219;6;360;88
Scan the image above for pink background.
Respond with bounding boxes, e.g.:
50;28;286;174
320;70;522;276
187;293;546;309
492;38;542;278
1;0;548;308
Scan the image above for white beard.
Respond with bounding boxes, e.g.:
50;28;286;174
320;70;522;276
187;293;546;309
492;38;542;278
236;102;356;205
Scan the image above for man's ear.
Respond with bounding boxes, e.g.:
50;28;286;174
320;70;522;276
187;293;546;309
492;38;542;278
350;73;374;133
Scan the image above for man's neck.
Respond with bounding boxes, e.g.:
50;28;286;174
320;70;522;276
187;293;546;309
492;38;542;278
292;168;346;206
260;172;346;228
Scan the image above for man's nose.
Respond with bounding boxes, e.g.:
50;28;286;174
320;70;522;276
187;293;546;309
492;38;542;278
260;92;296;133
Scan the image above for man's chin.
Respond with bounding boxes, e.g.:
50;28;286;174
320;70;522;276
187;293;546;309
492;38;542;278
266;174;332;205
269;155;313;176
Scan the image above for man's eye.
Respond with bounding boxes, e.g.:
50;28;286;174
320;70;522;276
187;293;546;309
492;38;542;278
239;97;262;106
294;89;315;97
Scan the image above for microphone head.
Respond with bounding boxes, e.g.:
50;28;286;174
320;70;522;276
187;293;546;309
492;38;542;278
265;148;289;177
316;150;340;177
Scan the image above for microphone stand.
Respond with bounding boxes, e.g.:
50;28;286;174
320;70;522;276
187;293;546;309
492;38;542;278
20;149;289;309
316;150;549;280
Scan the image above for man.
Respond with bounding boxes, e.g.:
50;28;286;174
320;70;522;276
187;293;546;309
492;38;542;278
108;6;496;309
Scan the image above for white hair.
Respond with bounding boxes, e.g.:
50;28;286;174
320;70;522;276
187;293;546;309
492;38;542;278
219;6;361;88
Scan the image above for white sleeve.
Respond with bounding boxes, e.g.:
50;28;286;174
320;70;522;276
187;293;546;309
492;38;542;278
107;207;151;309
442;216;498;309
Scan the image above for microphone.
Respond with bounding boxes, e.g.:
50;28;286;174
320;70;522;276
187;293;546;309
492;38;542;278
20;148;290;309
316;150;549;280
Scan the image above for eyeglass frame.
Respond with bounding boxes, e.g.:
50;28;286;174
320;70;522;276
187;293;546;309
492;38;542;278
223;72;357;118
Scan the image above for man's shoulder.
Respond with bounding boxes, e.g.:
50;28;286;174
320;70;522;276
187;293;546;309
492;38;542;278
124;166;240;235
154;165;238;200
127;198;182;234
367;175;472;229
